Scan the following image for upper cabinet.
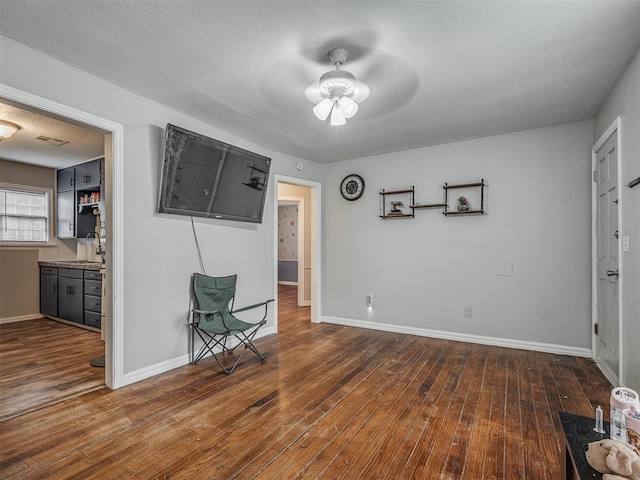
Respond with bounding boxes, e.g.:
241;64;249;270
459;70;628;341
57;167;75;192
75;159;102;189
56;157;104;239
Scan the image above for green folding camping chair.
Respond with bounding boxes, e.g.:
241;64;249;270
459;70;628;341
189;273;274;375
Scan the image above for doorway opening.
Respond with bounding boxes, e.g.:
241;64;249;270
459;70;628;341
1;83;124;415
274;176;321;332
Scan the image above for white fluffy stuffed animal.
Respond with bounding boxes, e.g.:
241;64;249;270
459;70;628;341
586;438;640;480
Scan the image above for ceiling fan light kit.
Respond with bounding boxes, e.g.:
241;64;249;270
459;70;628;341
311;47;368;127
0;120;21;142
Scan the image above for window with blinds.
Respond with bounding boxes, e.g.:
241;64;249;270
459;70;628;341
0;187;50;243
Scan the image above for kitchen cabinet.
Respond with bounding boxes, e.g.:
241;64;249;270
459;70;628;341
39;267;58;317
75;159;102;189
56;190;76;239
57;167;75;192
83;270;102;329
58;268;84;325
56;157;104;239
39;263;102;331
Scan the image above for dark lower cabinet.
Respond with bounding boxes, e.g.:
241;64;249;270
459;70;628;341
40;267;58;316
40;266;102;330
58;269;84;325
83;270;102;329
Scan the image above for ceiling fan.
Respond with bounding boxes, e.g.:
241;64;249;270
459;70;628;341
307;48;370;127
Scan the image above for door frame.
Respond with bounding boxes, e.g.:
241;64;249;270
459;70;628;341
278;195;307;307
1;83;125;389
273;175;322;328
591;115;623;385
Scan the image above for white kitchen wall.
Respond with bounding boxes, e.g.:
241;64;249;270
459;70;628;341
594;47;640;392
323;120;594;352
0;35;324;380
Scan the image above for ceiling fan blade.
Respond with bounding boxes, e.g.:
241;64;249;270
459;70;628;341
351;81;370;104
356;54;420;115
305;82;324;104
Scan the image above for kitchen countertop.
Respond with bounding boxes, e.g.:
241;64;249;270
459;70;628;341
38;260;103;271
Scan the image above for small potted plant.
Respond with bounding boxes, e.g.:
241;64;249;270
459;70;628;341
390;200;404;214
457;196;471;211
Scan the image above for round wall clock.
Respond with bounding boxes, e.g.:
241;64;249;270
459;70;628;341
340;174;365;201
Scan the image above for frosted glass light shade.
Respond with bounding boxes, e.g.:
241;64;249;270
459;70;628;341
338;96;358;118
312;98;334;121
330;105;346;126
0;120;20;141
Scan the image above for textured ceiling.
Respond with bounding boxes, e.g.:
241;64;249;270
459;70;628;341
0;101;105;168
1;0;639;163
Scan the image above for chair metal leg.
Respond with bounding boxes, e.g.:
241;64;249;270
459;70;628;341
191;327;232;374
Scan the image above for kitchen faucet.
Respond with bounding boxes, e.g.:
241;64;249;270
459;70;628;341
86;231;106;263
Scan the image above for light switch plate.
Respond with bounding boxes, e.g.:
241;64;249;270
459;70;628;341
622;235;629;252
497;263;513;277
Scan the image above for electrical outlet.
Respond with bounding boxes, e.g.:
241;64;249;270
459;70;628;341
366;293;373;307
464;307;472;318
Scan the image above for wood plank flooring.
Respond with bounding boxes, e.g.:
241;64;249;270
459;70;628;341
0;286;612;479
0;318;104;421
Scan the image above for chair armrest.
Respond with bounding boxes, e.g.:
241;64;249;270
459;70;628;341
193;309;222;314
232;298;274;314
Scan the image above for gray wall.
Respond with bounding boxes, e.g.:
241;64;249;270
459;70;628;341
3;30;634;388
0;35;324;378
594;47;640;392
0;160;76;320
278;261;298;283
323;120;593;350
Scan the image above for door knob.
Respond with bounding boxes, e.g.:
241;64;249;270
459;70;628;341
607;269;619;277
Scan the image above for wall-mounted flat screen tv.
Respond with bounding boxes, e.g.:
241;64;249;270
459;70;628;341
158;124;271;223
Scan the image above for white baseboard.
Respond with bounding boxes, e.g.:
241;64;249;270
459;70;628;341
120;325;277;388
121;353;191;387
0;313;42;324
278;281;298;286
321;316;592;358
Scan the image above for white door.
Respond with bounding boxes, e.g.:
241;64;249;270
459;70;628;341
594;126;620;383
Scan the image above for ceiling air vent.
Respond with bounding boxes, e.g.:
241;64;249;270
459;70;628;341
35;135;69;147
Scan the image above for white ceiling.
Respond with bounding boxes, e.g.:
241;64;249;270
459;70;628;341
0;101;105;168
1;1;639;164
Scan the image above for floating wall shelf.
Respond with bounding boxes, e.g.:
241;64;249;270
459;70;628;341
411;203;447;209
379;187;415;219
378;180;488;219
443;179;487;215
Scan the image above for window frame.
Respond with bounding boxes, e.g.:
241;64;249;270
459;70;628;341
0;182;54;247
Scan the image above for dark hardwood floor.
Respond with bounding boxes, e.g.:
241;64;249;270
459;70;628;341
0;285;611;479
0;318;104;421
